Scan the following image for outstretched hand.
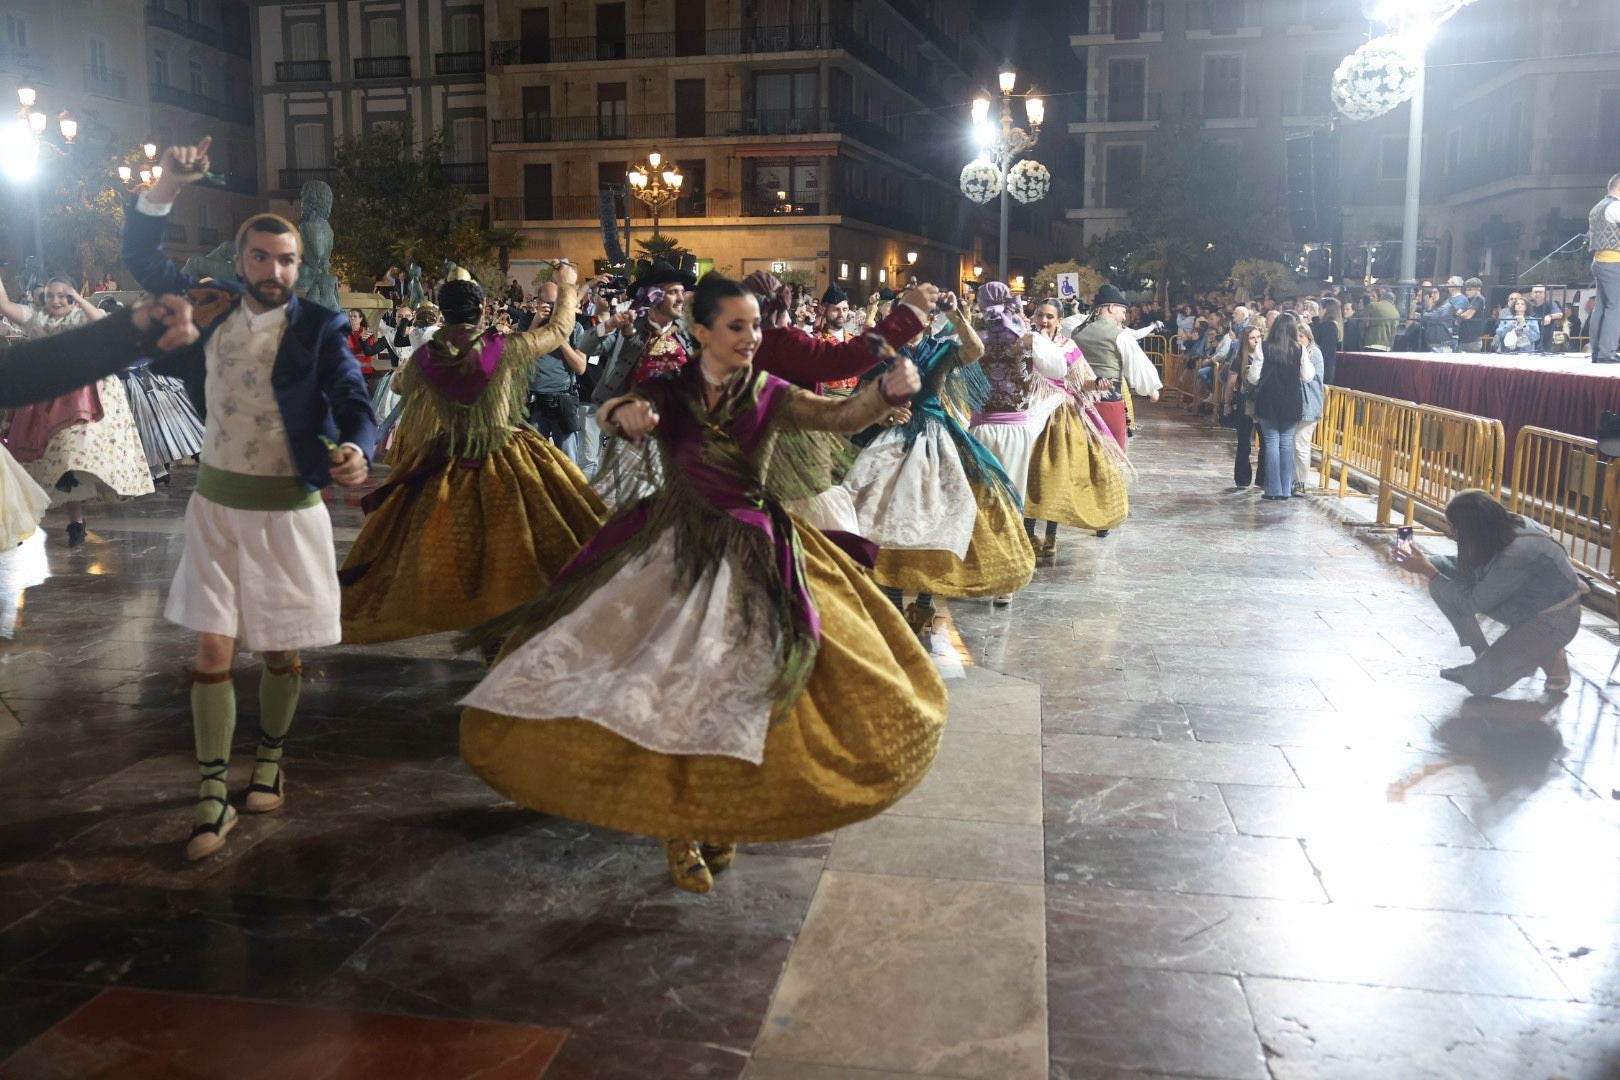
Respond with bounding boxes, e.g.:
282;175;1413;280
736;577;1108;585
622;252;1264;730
613;399;660;441
879;356;921;403
132;295;200;352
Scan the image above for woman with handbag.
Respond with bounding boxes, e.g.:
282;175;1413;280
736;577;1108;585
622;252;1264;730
338;271;606;644
1495;297;1540;354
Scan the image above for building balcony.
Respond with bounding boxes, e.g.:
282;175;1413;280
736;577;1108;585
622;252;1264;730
280;167;336;190
1279;87;1335;122
354;56;411;80
1069;91;1162;129
197;225;221;246
1186;0;1261;37
488;108;939;172
492;190;922;231
441;161;489;192
275;60;331;83
217;172;258;195
1180;90;1261;126
83;66;128;100
1441;151;1528;198
874;0;968;71
150;82;254;125
1541;139;1612;177
491;23;832;66
434;50;485;76
1071;1;1164;45
144;4;251;57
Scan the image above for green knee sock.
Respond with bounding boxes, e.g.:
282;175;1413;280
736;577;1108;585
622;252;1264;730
191;672;237;828
253;659;302;789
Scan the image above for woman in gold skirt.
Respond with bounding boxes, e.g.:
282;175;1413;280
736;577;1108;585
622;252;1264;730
460;275;946;893
1024;299;1130;553
339;270;606;644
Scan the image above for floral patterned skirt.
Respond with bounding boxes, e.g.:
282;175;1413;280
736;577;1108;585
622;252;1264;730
17;377;156;504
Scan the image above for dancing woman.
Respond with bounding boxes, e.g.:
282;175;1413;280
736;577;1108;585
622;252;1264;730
1023;299;1131;552
339;271;606;643
459;275;946;893
842;297;1034;636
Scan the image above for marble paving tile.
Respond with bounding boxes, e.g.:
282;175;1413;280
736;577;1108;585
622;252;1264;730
889;731;1043;826
1047;965;1266;1080
0;884;395;998
1245;977;1620;1080
1282;744;1577;799
1513;916;1620;1006
1043;734;1299;787
940;666;1041;736
1041;700;1192;740
1450;789;1620;852
0;980;100;1063
1044;774;1234;832
0;987;567;1079
754;871;1046;1078
318;913;792;1049
827;815;1043;885
742;1062;929;1079
1045;885;1569;999
1046;825;1326;901
1305;838;1620;918
1184;703;1442;750
543;1036;748;1079
1218;784;1490;847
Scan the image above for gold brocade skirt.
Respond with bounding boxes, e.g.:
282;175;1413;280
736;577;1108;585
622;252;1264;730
459;524;948;842
339;428;607;643
1026;405;1129;531
872;481;1035;599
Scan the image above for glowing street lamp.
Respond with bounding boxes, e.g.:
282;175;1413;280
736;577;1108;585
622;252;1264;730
963;67;1047;282
626;149;683;232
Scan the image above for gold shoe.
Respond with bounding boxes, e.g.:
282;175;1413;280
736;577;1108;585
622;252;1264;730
663;839;713;893
700;843;737;873
903;602;936;639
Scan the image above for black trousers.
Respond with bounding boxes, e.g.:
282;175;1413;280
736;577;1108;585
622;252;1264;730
1234;411;1266;488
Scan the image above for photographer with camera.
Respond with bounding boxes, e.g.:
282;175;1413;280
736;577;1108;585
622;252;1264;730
526;276;592;463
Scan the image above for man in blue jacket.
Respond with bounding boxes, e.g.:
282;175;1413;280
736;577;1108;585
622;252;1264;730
121;136;377;860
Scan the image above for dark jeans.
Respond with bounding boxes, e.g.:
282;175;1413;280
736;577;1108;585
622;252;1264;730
1593;259;1620;362
1234;411;1266;488
528;405;580;458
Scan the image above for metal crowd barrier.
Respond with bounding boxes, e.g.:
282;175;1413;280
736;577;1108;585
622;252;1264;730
1312;386;1503;528
1509;426;1619;604
1140;334;1176;399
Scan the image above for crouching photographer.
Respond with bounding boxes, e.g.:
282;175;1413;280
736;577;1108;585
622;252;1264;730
1393;490;1583;696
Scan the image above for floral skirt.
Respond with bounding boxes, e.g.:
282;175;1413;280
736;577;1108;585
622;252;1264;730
338;428;607;643
17;378;155;504
1026;405;1129;531
458;523;947;842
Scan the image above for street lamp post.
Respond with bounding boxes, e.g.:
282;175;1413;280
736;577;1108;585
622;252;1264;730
626;150;684;235
1396;60;1426;315
969;69;1044;284
3;87;79;272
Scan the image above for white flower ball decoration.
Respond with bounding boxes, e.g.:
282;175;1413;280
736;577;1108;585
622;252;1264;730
1007;159;1052;205
959;159;1002;204
1331;36;1421;122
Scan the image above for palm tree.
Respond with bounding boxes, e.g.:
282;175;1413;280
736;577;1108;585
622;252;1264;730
485;227;526;274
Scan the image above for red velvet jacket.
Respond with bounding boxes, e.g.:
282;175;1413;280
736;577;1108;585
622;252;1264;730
754;305;925;389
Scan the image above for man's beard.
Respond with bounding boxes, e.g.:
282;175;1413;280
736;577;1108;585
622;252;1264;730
244;278;291;308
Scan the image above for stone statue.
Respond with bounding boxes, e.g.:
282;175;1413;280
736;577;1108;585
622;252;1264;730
294;179;341;310
406;260;424;306
441;257;473;284
183;242;239;285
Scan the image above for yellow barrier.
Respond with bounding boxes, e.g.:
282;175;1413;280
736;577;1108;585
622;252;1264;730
1141;334;1179;400
1312;386;1503;528
1509;426;1618;590
1379;403;1504;527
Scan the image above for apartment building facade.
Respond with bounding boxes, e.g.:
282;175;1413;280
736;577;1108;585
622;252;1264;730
1068;0;1620;288
0;0;260;264
252;0;492;221
482;0;997;292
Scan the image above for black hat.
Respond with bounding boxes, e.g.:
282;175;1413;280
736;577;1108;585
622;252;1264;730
438;279;485;325
875;286;897;303
1093;283;1129;308
633;259;697;291
821;283;849;306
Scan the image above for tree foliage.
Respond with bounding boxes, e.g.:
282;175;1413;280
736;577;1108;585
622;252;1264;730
1226;258;1297;300
1122;123;1284;293
1;114;129;286
329;128;486;286
633;233;690;273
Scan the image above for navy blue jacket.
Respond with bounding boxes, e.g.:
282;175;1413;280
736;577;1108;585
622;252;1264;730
121;204;377;489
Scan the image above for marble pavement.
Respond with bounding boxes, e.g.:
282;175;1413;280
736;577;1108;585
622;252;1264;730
0;406;1617;1078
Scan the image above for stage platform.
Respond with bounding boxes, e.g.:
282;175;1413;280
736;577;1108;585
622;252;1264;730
1336;349;1618;457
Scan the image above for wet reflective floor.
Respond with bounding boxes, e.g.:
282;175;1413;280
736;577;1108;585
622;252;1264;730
0;406;1617;1078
